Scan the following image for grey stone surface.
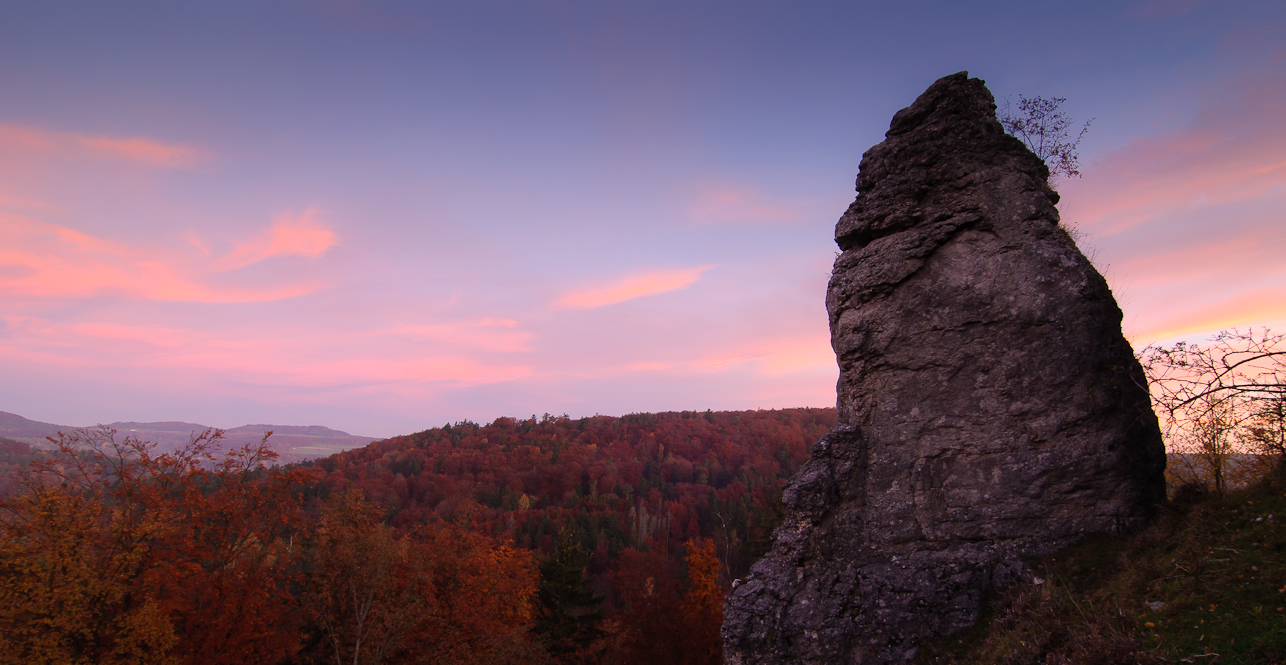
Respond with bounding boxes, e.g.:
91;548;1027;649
721;72;1166;664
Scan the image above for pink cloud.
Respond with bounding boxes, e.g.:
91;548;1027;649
377;319;533;353
1127;287;1286;343
575;336;833;380
556;265;715;308
290;356;532;387
0;212;329;303
0;123;207;168
0;125;53;152
689;184;803;224
0;317;533;395
1112;232;1282;289
625;362;669;372
1055;56;1286;347
0;192;60;213
216;208;339;270
75;136;206;168
73;322;191;349
1061;60;1286;238
693;337;834;376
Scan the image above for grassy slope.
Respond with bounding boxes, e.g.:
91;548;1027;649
918;468;1286;665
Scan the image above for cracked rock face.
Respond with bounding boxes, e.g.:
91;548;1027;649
721;72;1166;665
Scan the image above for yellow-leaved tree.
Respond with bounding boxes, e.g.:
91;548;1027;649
0;427;315;665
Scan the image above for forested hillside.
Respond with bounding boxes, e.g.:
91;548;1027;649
0;408;834;665
5;401;1283;664
304;408;835;582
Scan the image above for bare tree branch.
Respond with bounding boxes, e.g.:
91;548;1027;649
1140;328;1286;492
1000;95;1094;181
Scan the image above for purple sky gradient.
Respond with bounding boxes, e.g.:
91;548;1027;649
1;1;1283;437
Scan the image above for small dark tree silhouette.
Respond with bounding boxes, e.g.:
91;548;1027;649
1000;95;1094;180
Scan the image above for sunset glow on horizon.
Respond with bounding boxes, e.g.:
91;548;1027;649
2;1;1283;437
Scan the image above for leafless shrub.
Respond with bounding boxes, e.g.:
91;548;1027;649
999;95;1093;181
1141;328;1286;492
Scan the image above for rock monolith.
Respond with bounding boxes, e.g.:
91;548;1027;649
721;72;1166;664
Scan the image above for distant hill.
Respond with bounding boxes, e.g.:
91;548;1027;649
308;408;839;580
0;411;66;445
0;410;378;463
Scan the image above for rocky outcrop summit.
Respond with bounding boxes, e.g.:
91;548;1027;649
721;72;1166;664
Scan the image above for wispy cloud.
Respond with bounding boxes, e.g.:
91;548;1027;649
0;211;335;303
0;125;53;152
1112;229;1286;344
75;136;206;168
586;336;833;379
216;208;339;271
1061;60;1286;238
1112;233;1282;289
0;317;533;391
689;184;803;225
0;123;208;168
556;265;715;309
0;192;60;213
376;319;533;353
1128;287;1286;344
1059;56;1286;346
693;337;834;376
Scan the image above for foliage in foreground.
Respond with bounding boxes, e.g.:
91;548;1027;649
0;429;548;664
0;424;732;664
918;467;1286;665
0;428;313;665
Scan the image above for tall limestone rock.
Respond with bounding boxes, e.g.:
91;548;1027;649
721;72;1166;664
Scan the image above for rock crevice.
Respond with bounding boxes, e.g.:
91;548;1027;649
721;72;1166;665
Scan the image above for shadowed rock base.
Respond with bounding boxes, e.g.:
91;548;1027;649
720;72;1166;665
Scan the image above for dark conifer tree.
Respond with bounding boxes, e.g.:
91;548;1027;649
534;529;604;663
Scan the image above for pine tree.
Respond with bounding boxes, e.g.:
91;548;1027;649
534;529;604;663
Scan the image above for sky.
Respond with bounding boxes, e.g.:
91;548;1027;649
1;1;1283;438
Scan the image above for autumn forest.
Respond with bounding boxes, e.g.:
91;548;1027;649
0;408;837;664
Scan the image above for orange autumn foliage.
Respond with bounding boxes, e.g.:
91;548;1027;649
603;538;725;665
679;538;724;665
408;522;543;664
0;428;315;665
304;492;428;664
0;411;779;664
302;492;544;665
